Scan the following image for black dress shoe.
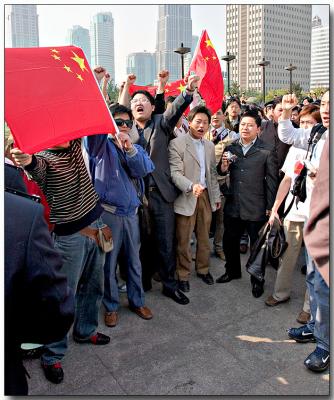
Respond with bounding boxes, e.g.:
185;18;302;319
42;362;64;384
216;272;241;283
252;281;264;298
162;287;189;305
73;332;110;345
197;272;214;285
178;280;190;292
239;244;248;254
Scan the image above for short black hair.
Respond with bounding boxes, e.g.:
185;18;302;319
109;103;133;119
303;96;313;103
131;90;155;105
187;105;211;123
226;97;241;109
272;97;283;109
240;110;262;127
291;106;301;114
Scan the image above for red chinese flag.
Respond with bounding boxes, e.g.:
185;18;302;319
5;46;117;154
188;30;224;114
128;84;157;97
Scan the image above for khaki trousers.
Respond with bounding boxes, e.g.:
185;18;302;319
176;190;212;281
273;220;305;301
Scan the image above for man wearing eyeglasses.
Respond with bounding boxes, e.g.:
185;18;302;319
84;104;155;326
120;71;199;305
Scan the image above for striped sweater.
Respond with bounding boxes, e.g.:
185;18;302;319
25;139;102;235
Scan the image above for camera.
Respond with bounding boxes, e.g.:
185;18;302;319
224;151;238;163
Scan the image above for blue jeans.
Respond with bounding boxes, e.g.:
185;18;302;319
41;218;105;365
102;211;145;311
306;255;329;352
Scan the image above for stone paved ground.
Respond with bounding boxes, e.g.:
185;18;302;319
24;245;329;396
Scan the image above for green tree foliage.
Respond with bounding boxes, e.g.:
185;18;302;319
107;83;120;103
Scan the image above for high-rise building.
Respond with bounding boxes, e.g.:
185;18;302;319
126;51;156;85
90;12;115;82
310;16;329;89
226;5;312;92
156;5;192;81
5;5;39;48
67;25;91;65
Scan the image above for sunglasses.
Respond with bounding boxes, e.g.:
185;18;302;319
114;119;133;128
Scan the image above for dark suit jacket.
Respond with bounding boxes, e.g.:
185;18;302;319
5;163;27;193
5;192;75;395
260;119;291;170
218;138;278;221
130;92;192;203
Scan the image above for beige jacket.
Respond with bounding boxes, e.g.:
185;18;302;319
168;133;221;216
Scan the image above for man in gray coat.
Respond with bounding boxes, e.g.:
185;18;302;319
169;106;221;292
121;71;200;304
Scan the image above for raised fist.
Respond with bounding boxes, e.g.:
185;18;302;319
158;70;169;85
282;94;298;111
186;74;200;91
126;74;136;85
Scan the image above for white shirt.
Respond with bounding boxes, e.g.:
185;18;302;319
190;136;207;188
281;146;308;222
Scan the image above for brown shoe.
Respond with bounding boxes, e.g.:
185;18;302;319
214;249;226;260
105;311;118;327
265;295;290;307
129;305;153;320
296;310;311;324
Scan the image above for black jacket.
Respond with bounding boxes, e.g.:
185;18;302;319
5;192;75;395
218;138;278;221
130;92;193;203
260;120;291;170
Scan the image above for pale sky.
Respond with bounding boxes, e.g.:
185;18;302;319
35;4;329;84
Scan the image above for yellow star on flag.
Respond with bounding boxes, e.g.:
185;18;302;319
165;88;169;93
212;56;217;60
205;56;210;61
64;65;72;73
52;54;61;61
76;73;84;82
178;83;186;92
205;39;214;49
71;51;88;72
50;49;59;53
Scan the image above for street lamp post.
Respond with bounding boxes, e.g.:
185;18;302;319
174;42;191;80
221;51;236;96
284;63;297;93
257;57;270;104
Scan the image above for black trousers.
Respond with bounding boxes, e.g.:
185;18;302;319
140;187;177;292
223;215;266;278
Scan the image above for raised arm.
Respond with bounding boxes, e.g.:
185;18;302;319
278;94;310;149
118;74;136;107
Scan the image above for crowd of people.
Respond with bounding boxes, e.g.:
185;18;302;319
5;66;329;395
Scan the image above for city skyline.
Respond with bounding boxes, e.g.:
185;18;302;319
7;4;329;86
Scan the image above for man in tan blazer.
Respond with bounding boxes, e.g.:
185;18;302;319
168;105;221;292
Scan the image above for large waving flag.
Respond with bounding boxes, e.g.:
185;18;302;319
188;30;224;113
5;46;117;154
128;31;223;114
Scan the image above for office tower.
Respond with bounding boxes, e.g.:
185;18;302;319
310;16;329;89
90;12;115;82
156;5;192;81
226;5;312;92
67;25;91;65
126;51;156;85
5;4;39;48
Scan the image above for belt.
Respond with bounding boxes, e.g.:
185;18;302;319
79;226;99;244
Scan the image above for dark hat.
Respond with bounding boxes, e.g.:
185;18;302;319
264;100;274;108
